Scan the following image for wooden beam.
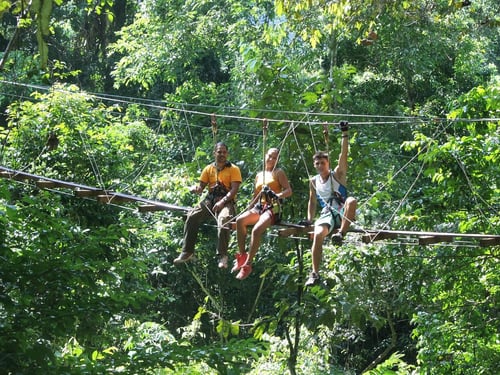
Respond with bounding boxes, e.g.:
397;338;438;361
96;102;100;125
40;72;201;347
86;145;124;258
74;189;106;197
479;237;500;247
362;231;398;243
138;204;162;212
418;235;453;245
277;225;313;237
138;203;189;213
0;170;25;181
97;194;136;204
36;180;56;188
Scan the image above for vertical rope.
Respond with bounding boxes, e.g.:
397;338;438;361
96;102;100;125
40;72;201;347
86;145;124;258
211;113;218;145
262;118;268;186
322;122;329;155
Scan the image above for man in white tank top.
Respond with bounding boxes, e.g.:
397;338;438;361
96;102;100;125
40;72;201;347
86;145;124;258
304;122;357;287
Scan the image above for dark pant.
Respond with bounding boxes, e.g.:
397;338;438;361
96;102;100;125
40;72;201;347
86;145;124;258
182;199;235;256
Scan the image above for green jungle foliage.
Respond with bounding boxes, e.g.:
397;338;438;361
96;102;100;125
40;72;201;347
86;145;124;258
0;0;499;373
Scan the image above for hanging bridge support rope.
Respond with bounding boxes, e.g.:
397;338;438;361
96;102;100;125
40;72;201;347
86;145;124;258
322;122;329;155
262;118;268;186
211;113;217;145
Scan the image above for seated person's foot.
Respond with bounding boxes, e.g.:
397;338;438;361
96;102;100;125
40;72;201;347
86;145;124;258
218;255;228;269
173;252;194;265
231;252;248;273
305;271;321;287
236;264;252;280
331;231;344;245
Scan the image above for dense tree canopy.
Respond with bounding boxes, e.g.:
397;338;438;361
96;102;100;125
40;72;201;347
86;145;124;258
0;0;499;373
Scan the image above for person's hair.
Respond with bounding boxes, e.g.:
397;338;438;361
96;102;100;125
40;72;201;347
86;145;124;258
313;151;329;161
214;142;229;151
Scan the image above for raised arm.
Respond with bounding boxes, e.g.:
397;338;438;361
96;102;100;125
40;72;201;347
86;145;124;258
334;128;349;186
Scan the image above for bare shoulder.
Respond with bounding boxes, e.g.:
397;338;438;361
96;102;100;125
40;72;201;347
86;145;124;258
274;167;287;177
309;176;316;189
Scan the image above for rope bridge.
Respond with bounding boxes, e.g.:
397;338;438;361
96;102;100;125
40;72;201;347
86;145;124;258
1;165;499;248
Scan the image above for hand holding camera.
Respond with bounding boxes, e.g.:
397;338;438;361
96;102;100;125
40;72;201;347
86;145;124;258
262;185;278;200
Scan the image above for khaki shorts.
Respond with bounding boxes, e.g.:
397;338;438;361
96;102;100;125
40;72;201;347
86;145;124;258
315;208;343;235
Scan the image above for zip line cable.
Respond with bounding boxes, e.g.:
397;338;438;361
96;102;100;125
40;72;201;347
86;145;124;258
1;80;498;126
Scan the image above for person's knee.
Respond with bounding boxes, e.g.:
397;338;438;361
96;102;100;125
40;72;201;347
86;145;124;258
252;225;267;237
314;223;327;233
346;196;357;206
313;226;328;239
236;217;245;229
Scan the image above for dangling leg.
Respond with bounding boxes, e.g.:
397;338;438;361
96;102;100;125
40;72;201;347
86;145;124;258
339;196;357;235
305;222;330;286
216;202;235;268
236;210;274;280
246;210;274;264
233;209;258;272
174;203;211;265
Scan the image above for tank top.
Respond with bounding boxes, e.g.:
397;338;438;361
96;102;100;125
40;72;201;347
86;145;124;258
255;170;281;194
314;171;347;211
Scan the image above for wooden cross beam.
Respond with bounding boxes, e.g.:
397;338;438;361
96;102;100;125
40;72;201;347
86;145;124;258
0;165;189;214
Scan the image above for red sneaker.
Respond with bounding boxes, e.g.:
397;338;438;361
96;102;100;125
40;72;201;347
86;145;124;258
236;264;252;280
231;252;248;273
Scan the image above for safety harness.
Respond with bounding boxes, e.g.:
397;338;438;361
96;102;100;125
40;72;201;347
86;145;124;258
255;184;282;224
204;161;233;208
316;170;347;218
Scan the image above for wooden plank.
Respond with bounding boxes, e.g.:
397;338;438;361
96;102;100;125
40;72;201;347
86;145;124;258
138;204;163;212
418;235;453;245
36;180;56;188
368;228;497;240
278;227;299;237
138;203;189;213
97;194;136;203
0;166;190;213
277;225;313;237
362;231;398;243
0;171;26;181
479;237;500;247
74;189;106;197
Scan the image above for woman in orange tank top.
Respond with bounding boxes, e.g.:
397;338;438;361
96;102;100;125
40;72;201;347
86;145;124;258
234;148;292;280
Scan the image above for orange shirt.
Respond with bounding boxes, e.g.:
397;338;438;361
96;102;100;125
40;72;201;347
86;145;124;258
200;163;242;192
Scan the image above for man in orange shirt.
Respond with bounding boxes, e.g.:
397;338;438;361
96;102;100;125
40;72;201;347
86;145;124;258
173;142;242;268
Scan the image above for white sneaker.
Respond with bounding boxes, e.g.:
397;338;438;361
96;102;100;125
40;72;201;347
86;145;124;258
173;252;194;265
218;255;228;269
